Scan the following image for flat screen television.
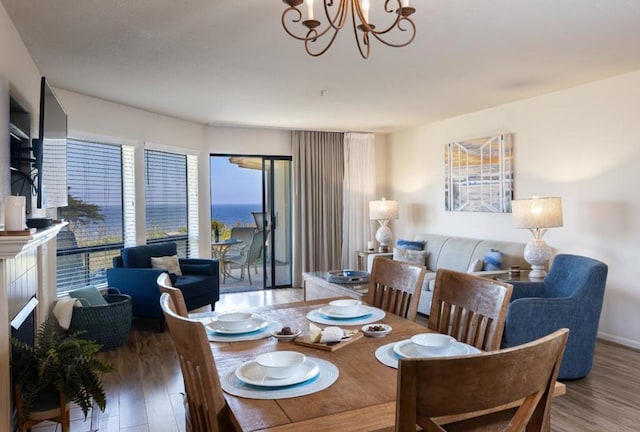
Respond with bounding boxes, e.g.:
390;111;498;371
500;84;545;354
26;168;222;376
33;77;68;209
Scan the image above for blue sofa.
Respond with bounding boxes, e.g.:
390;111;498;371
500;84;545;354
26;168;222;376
501;254;608;379
106;243;219;321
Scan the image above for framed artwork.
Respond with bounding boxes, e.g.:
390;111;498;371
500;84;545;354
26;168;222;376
445;134;513;213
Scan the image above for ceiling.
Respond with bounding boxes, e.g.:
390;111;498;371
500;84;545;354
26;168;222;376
3;0;640;133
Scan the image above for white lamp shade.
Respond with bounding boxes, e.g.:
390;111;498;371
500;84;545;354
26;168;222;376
369;199;399;221
512;197;563;229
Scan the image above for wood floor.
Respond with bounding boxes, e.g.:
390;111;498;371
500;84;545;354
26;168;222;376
32;288;640;432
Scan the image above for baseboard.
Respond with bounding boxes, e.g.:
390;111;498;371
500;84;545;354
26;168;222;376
597;331;640;350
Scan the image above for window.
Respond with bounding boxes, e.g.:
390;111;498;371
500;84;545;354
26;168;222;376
56;139;124;292
144;149;191;256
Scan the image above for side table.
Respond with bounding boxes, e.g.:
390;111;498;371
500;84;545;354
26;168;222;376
355;250;377;271
496;270;544;283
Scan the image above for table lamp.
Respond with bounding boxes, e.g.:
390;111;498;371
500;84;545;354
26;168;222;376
369;198;399;253
512;196;563;278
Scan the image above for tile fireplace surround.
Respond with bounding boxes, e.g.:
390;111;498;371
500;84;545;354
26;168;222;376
0;223;66;431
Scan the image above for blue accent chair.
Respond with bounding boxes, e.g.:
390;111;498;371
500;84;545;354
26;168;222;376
501;254;608;380
106;243;219;321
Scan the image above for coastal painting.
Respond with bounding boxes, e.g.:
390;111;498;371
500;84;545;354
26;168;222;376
444;134;514;213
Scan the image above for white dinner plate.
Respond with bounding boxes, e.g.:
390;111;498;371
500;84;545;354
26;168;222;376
393;339;479;359
206;317;269;335
319;305;372;319
307;307;386;326
234;359;321;387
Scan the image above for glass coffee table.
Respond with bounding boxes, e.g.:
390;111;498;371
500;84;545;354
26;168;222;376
302;271;369;301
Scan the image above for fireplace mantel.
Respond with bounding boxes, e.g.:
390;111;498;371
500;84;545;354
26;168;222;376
0;222;67;259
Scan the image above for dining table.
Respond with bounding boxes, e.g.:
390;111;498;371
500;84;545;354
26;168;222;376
201;298;566;432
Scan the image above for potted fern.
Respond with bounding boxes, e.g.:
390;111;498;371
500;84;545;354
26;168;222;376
11;315;113;422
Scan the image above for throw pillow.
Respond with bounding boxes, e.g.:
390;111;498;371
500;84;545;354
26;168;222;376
69;286;108;307
151;255;183;275
483;249;504;271
396;239;426;251
467;258;483;273
393;247;427;266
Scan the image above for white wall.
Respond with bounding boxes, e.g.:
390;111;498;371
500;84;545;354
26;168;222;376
387;70;640;349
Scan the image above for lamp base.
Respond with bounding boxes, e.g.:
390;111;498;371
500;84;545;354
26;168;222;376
375;224;393;254
523;239;552;279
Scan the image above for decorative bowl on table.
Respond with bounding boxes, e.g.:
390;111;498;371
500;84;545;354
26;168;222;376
326;269;370;284
410;333;456;355
256;351;306;379
272;327;302;342
216;312;254;331
361;323;392;337
327;299;362;316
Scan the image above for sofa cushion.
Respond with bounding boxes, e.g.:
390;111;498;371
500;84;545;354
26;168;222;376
151;255;183;275
483;249;504;271
393;247;427;266
467;258;483;272
122;243;178;268
396;239;425;251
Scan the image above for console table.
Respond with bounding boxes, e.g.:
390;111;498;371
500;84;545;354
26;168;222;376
302;271;369;301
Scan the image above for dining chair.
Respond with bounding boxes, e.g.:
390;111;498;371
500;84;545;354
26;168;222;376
428;269;513;351
159;293;237;432
157;272;189;318
395;328;569;432
367;257;426;321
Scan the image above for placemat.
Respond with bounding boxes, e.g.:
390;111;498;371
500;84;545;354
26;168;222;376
202;318;282;342
375;340;481;369
306;306;385;326
221;357;339;399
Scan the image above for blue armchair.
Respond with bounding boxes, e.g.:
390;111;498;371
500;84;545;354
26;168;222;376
501;254;608;379
106;243;219;321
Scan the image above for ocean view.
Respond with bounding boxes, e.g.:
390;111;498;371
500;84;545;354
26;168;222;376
68;203;262;242
211;203;262;227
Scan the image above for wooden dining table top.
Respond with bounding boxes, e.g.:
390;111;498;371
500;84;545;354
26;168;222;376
207;298;565;432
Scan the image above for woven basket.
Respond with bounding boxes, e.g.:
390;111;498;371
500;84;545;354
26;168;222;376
69;292;132;351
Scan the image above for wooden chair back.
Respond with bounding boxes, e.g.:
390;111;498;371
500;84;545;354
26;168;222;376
367;257;426;321
396;328;569;432
160;294;235;432
157;272;189;318
429;269;513;351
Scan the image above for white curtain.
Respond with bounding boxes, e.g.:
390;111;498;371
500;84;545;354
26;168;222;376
341;133;376;269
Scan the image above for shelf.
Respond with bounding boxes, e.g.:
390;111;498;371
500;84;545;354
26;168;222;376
0;222;68;259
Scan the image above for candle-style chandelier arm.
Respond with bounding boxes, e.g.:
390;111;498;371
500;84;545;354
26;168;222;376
281;0;347;42
281;0;417;59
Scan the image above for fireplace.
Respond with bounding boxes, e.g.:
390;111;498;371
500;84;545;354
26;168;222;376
10;296;38;431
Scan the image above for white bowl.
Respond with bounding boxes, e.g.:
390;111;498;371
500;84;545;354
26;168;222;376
256;351;306;379
361;323;392;337
216;312;253;331
328;299;362;316
411;333;456;355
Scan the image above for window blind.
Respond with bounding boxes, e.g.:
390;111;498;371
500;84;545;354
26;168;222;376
187;154;199;257
57;139;124;292
144;149;189;256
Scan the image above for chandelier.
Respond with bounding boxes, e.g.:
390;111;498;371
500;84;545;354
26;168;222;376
281;0;416;59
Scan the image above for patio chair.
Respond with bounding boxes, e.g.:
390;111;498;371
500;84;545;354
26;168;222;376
225;230;265;284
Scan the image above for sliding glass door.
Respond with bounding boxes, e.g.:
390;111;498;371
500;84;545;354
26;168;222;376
210;154;292;291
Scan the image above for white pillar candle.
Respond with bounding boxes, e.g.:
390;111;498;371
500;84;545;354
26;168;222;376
5;195;26;231
362;0;370;22
401;0;410;7
367;240;374;250
305;0;314;20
